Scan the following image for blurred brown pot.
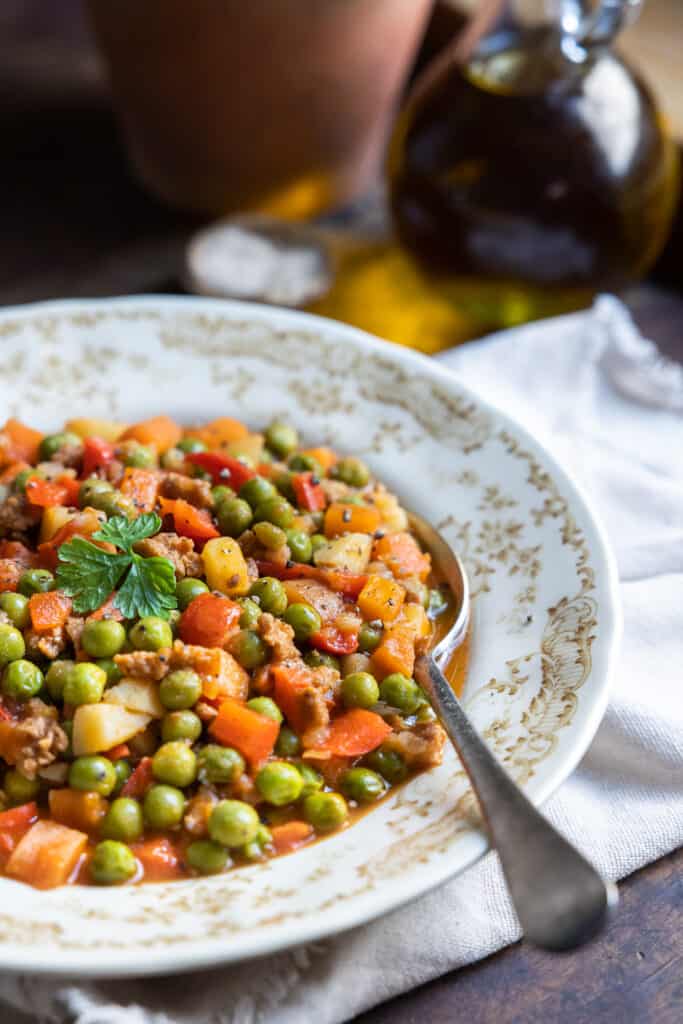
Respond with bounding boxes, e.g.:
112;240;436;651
88;0;433;219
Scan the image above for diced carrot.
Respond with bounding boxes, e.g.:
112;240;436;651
0;461;30;484
185;417;249;448
158;497;219;542
178;591;241;648
28;590;73;632
2;419;43;464
25;477;72;508
104;743;130;760
121;415;181;453
319;709;391;757
256;560;368;599
209;699;279;767
372;532;431;581
120;467;159;514
358;575;406;624
48;788;108;832
272;663;315;734
324;503;381;538
131;837;181;881
81;436;115;478
0;560;21;594
86;592;124;622
302;447;337;472
0;541;36;566
7;819;88;889
371;624;416;679
0;802;38;861
270;821;314;855
120;756;153;798
57;475;81;506
292;473;326;512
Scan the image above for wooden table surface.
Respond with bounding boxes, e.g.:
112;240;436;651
1;4;681;1023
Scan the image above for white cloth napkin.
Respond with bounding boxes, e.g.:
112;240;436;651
2;296;682;1024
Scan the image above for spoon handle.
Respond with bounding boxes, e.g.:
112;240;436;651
415;654;617;950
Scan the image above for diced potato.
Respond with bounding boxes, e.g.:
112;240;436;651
399;602;431;640
358;575;405;624
313;533;373;574
72;704;152;756
373;489;408;533
66;418;126;443
104;678;164;718
282;579;345;623
202;537;250;596
225;434;264;463
7;820;88;889
39;506;74;544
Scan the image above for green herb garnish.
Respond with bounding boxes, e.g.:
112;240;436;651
56;513;177;619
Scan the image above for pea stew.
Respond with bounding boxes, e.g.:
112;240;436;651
0;414;455;888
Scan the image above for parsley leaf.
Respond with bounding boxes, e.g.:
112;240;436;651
56;537;131;614
56;513;178;619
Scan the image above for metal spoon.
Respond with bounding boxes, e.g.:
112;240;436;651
410;512;617;951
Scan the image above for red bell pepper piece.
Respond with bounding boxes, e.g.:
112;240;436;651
310;625;359;655
120;757;153;798
0;802;39;859
81;436;115;478
25;477;72;508
186;452;255;490
256;560;367;599
158;497;219;543
292;472;326;512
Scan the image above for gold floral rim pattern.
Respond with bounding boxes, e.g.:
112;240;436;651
0;301;612;967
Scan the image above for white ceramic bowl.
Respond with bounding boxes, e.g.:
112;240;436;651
0;297;620;976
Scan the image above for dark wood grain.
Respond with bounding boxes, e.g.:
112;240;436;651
0;5;681;1022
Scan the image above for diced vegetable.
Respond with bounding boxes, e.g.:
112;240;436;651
399;603;430;639
272;663;315;734
0;561;21;594
373;490;408;533
310;625;359;656
120;468;159;514
104;679;165;718
270;820;314;855
120;756;153;798
186;451;255;489
131;836;181;881
37;508;106;568
282;579;344;623
25;477;73;509
66;418;126;443
158;497;219;542
357;575;405;624
202;537;250;596
292;473;326;512
1;419;43;464
81;436;115;478
86;592;124;623
0;802;38;860
324;503;381;538
371;624;416;679
301;447;337;472
209;699;279;766
7;820;88;889
49;788;108;832
313;533;373;574
72;704;152;756
28;590;73;633
185;416;248;448
178;592;241;648
318;709;391;757
121;415;182;453
372;532;431;581
39;506;74;544
225;434;264;464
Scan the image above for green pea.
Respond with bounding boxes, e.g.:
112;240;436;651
303;792;348;832
39;431;82;461
13;468;35;492
309;533;327;555
211;484;234;505
273;471;295;501
61;719;74;760
253;496;295;530
101;491;136;520
241;823;273;861
239;476;277;509
197;744;245;785
143;784;186;828
358;622;383;653
129;616;173;652
101;797;144;842
304;650;340;671
427;587;449;619
159;669;202;710
123;444;156;468
256;761;303;806
217;497;253;537
230;629;267;669
90;840;137;885
288;454;323;476
265;421;299;458
161;709;203;743
78;477;114;510
379;673;423;713
112;758;131;794
238;598;262;630
81;619;126;659
152;741;197;788
63;662;106;705
187;839;229;875
160;448;185;471
177;437;206;454
365;748;407;784
341;767;386;804
246;697;283;723
283;603;321;642
341;671;380;709
0;592;29;629
209;799;260;848
253;521;287;550
333;456;370;488
259;449;274;465
4;769;40;805
0;624;25;666
249;577;287;616
299;763;323;799
275;726;301;757
175;577;209;611
286;529;312;564
95;657;122;686
69;755;117;796
3;660;44;701
416;703;437;723
45;659;75;701
18;568;54;597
